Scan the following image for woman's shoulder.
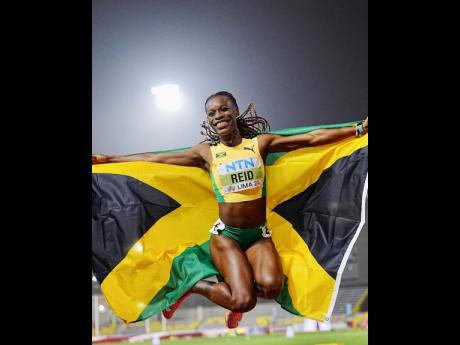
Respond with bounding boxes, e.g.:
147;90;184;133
186;142;213;168
191;142;212;151
190;142;215;160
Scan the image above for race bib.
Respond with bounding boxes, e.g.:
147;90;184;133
217;156;263;194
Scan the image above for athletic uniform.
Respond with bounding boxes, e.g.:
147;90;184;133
208;137;272;248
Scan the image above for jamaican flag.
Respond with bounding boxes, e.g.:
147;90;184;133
92;122;368;323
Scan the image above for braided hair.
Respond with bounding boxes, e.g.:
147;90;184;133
200;91;270;144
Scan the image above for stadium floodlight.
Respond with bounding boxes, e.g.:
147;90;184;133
150;84;183;111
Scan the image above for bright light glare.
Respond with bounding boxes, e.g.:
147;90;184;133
98;305;106;312
134;243;143;253
150;84;183;111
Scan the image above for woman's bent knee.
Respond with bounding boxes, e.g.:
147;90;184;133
230;293;257;312
257;277;284;299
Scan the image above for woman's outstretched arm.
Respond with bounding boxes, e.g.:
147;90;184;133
259;118;367;153
92;143;210;169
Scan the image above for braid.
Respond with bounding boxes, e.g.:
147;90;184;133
200;121;220;144
201;91;270;144
236;102;270;139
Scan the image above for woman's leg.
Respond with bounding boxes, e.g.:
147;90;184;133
245;238;284;299
191;234;257;312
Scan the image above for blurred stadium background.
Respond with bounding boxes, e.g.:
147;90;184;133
92;203;367;344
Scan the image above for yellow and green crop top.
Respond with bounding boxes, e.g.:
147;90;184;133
209;137;266;203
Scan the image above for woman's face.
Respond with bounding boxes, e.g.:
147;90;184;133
205;96;239;137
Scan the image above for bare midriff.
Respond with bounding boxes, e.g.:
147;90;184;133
218;197;266;228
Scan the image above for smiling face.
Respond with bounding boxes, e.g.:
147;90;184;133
205;95;239;137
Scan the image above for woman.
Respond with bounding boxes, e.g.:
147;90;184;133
92;91;368;328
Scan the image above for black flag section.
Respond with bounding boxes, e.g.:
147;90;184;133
92;173;181;282
274;146;368;279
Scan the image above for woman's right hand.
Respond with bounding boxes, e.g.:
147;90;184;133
92;154;110;165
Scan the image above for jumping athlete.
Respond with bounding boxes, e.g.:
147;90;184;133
92;91;368;328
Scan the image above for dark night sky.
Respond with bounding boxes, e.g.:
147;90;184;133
92;0;367;153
